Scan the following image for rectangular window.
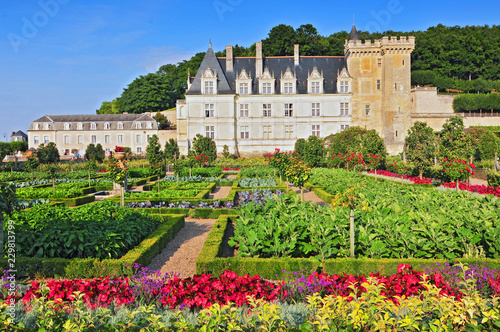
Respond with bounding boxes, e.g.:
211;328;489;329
311;81;320;94
340;102;349;116
240;126;249;139
205;104;215;118
147;135;151;143
136;134;142;143
340;81;349;93
118;135;123;144
239;104;249;117
284;125;293;139
340;125;350;131
312;103;320;117
262;82;272;94
105;135;110;144
312;125;320;137
377;79;381;90
284;103;293;117
34;136;39;144
263;104;272;117
365;105;371;116
64;136;70;144
137;147;142;153
204;81;214;94
239;83;249;95
263;126;272;139
283;82;294;94
78;135;83;144
91;135;96;144
378;58;382;67
205;126;215;139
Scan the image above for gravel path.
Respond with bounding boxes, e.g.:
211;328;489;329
148;217;216;278
286;183;327;206
470;178;488;186
208;186;232;200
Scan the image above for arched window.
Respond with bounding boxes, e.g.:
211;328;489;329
34;123;40;130
146;122;153;129
43;123;49;130
117;122;123;129
64;123;70;130
136;122;142;129
91;123;96;130
104;122;110;130
77;123;83;130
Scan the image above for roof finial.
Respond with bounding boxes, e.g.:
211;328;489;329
353;12;355;26
209;39;212;48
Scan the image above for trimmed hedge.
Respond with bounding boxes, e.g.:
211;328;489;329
50;194;96;207
0;214;185;278
196;216;500;278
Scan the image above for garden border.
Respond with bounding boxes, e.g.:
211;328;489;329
0;214;185;278
196;216;500;278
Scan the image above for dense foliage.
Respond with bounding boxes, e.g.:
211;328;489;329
453;93;500;112
9;202;161;259
404;121;437;179
327;126;386;160
124;188;200;198
35;142;60;164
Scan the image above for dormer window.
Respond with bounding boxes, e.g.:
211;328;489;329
308;67;324;94
64;123;70;130
104;122;110;130
43;123;49;130
340;81;349;93
201;67;217;95
280;67;296;95
77;123;83;130
117;122;123;129
311;82;320;93
146;122;152;129
337;67;352;94
259;67;275;95
283;83;294;94
236;69;252;95
136;122;142;129
90;123;96;130
34;123;39;130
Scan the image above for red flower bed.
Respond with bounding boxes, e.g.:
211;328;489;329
159;270;284;309
300;264;461;305
222;168;241;171
368;170;433;184
22;277;134;309
441;182;500;197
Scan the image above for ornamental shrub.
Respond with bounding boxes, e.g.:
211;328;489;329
439;158;475;184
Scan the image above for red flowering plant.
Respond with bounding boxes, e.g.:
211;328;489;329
368;170;433;184
386;160;411;180
440;158;475;190
265;148;292;181
194;153;208;168
346;153;365;172
114;146;125;153
364;153;382;171
328;153;345;169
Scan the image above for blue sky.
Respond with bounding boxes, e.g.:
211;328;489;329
1;0;499;141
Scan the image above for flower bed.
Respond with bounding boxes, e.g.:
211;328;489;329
222;167;241;171
367;170;433;184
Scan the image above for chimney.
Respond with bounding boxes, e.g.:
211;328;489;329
255;42;263;77
294;44;300;66
226;45;233;72
11;132;15;136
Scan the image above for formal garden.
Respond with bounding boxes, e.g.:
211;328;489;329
1;116;500;330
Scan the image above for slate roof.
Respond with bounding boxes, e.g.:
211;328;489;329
349;24;360;41
11;130;27;137
29;114;158;131
187;45;347;95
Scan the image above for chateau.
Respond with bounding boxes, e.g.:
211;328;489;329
176;25;415;156
27;25;500;157
27;114;158;157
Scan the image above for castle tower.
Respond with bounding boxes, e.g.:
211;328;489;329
345;25;415;154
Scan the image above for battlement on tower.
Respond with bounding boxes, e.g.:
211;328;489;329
345;36;415;54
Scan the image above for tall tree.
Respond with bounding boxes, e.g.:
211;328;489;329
164;138;179;162
303;136;326;167
25;155;40;181
192;134;217;163
146;134;163;165
120;73;175;114
404;122;437;179
262;24;296;56
153;112;171;130
36;142;60;164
